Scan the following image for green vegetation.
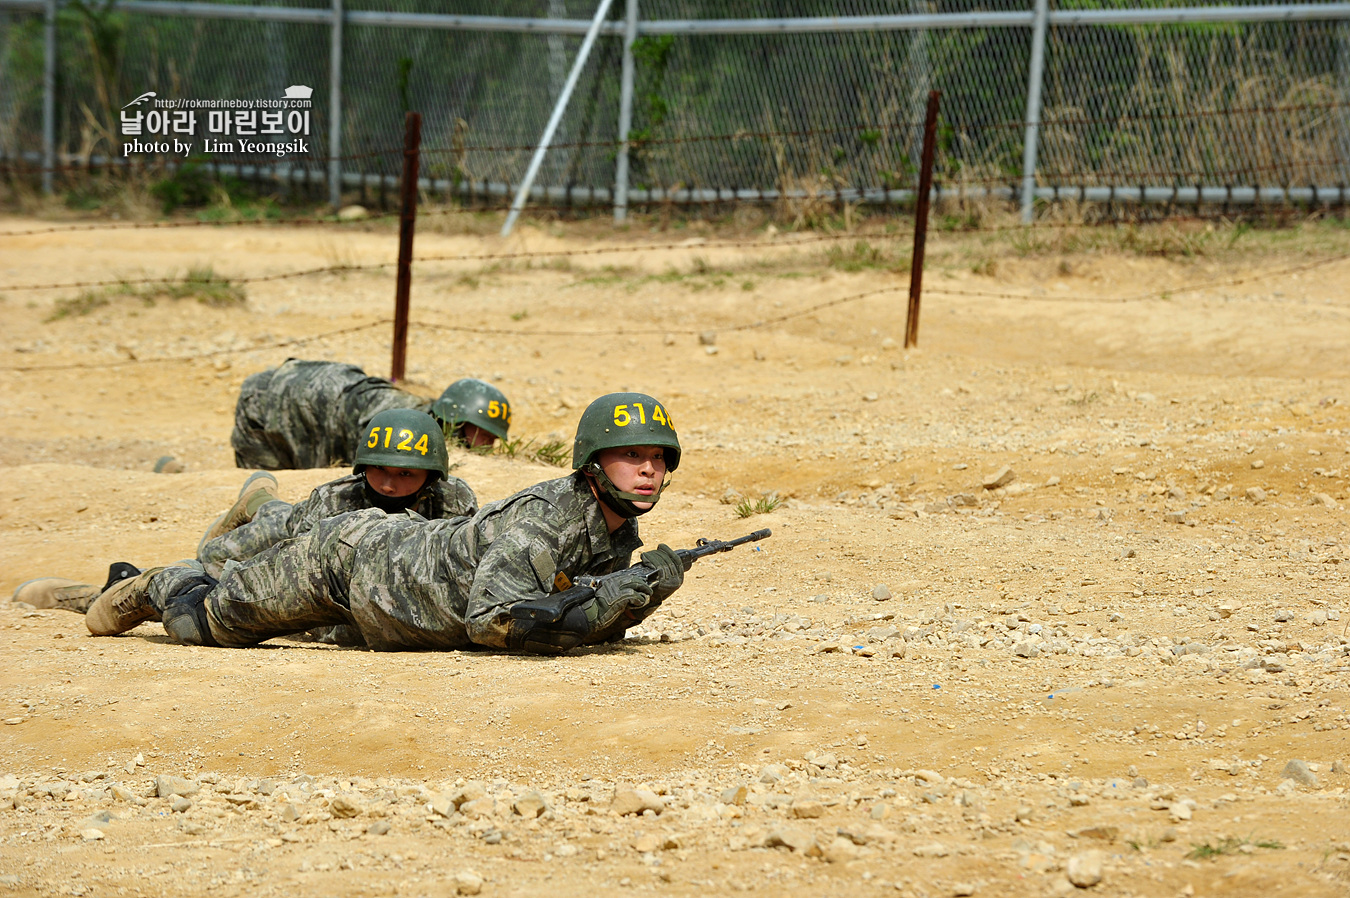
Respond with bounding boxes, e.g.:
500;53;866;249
1186;836;1285;860
489;437;570;468
734;493;782;519
47;266;244;321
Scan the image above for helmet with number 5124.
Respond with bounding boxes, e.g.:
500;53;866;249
354;408;449;480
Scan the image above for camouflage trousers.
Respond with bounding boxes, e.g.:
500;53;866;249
154;508;470;651
197;499;292;580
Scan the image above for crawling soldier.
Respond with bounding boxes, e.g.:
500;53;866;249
231;358;510;469
10;409;475;615
85;393;684;655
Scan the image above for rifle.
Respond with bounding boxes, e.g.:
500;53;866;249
509;528;772;625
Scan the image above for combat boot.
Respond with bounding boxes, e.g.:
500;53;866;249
197;471;280;551
85;566;165;636
11;562;141;614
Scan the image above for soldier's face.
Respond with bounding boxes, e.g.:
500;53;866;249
365;465;430;498
597;445;668;510
461;423;496;448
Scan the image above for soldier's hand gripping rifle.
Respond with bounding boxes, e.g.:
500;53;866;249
505;529;772;655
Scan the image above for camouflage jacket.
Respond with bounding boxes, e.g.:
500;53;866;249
199;472;478;578
231;359;429;469
347;471;643;650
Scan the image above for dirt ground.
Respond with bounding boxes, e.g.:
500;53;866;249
1;211;1349;898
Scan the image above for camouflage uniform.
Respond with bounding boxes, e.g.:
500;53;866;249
231;359;429;469
151;472;641;651
197;473;479;579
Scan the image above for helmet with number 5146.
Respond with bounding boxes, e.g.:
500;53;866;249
572;392;680;517
354;408;448;480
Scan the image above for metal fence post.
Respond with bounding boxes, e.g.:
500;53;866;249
328;0;343;209
906;90;940;349
391;111;421;383
1020;0;1049;224
613;0;638;222
502;0;616;237
42;0;56;194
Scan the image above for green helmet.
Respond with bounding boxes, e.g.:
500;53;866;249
572;392;680;518
430;378;512;445
354;408;449;481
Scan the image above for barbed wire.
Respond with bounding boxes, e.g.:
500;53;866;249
5;249;1349;374
0;232;892;292
0;321;388;373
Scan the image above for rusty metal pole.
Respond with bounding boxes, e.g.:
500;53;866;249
391;111;422;382
906;90;941;349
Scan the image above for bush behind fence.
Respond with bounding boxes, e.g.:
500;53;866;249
2;0;1350;210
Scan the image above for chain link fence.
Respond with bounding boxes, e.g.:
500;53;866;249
3;0;1350;217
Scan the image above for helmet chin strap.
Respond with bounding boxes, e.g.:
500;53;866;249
585;462;670;518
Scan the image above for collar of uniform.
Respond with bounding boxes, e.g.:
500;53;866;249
571;471;643;562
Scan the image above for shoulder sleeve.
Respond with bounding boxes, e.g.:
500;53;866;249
432;477;479;519
463;498;583;648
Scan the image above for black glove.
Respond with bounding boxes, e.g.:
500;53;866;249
590;569;654;630
507;571;653;656
640;544;685;602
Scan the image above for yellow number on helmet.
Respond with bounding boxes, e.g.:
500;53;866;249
414;433;429;456
613;404;631;427
488;400;500;418
366;428;379;448
396;429;414;451
652;405;667;426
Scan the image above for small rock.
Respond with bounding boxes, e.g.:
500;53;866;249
790;798;824;819
330;793;363;818
632;833;661;853
759;764;787;784
459;797;496;819
870;801;891;820
1168;802;1192;822
1251;459;1265;469
109;784;135;802
155;775;200;798
764;825;817;854
662;333;676;346
1066;850;1104;888
1313;493;1337;508
1073;826;1118;842
80;828;105;842
513;790;549;818
612;788;663;816
170;796;192;813
913;842;949;858
720;785;748;806
1163;510;1187;525
153;456;185;474
1331;760;1346;774
1245;486;1267;503
872;584;893;601
366;820;390;836
698;331;717;346
337;204;368;221
1013;642;1040;658
952;883;977;897
1281;759;1319;789
822;836;858;863
983;466;1015;490
280;803;299;822
454;871;484;895
430;794;456;818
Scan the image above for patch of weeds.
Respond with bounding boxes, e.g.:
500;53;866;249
1066;391;1100;406
46;265;243;321
741;280;756;291
510;309;528;321
825;240;896;272
455;273;480;290
490;437;570;467
530;439;570;467
734;492;782;518
1186;837;1284;861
